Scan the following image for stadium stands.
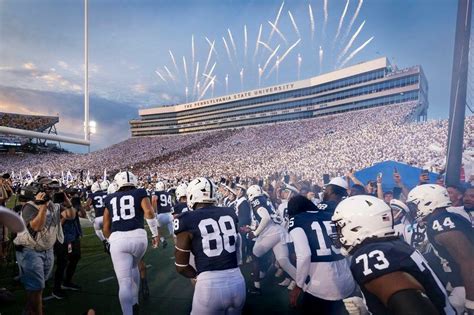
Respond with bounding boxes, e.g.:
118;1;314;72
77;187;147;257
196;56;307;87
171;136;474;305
0;112;59;132
1;102;473;185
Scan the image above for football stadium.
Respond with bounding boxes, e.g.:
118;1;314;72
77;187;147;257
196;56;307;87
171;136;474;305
130;57;428;136
1;1;474;315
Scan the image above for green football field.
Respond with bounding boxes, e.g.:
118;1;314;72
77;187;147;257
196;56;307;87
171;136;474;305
1;224;300;315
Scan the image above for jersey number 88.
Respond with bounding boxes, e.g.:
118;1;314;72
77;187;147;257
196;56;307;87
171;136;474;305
199;215;237;258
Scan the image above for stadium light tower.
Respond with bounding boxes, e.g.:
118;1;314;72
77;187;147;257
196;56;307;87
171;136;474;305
84;0;90;146
445;0;471;186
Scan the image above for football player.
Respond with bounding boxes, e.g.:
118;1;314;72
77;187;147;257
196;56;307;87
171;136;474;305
174;177;245;314
235;184;252;263
103;171;159;315
407;184;474;315
244;185;296;294
152;181;174;248
332;195;455;315
288;195;355;314
173;183;188;216
86;181;109;252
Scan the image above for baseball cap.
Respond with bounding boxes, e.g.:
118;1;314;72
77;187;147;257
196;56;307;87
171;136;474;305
0;206;25;233
327;177;348;190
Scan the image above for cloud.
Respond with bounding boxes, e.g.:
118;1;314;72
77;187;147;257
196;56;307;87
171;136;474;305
1;62;82;93
23;62;36;70
132;84;148;94
58;61;69;69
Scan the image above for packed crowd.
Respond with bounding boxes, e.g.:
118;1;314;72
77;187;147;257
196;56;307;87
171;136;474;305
1;102;473;186
0;112;59;132
0;99;473;314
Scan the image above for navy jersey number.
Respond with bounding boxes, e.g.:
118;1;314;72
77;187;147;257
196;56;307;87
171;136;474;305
110;195;136;221
160;194;172;207
355;250;390;276
94;195;104;208
198;215;237;257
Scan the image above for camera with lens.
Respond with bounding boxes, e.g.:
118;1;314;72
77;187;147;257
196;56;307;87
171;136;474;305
19;183;50;204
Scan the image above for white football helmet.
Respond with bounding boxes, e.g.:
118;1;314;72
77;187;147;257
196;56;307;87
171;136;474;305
332;195;397;256
186;177;217;210
406;184;451;221
114;171;138;189
107;181;119;194
91;182;101;193
100;180;110;191
155;181;165;191
247;185;264;201
390;199;410;223
175;183;188;201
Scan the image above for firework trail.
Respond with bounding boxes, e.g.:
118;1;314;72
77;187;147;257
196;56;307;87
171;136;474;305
319;46;324;73
308;4;315;41
288;11;301;38
267;39;301;78
227;28;238;59
334;0;350;43
339;36;374;68
192;61;200;98
199;75;216;100
155;69;167;83
278;38;301;65
225;74;229;94
169;50;179;78
205;37;219;57
338;20;365;64
262;44;281;73
297;53;302;80
268;21;288;45
203;40;215;75
258;40;275;53
342;0;364;43
268;2;285;43
182;56;189;84
244;25;248;60
323;0;328;38
222;37;233;64
239;68;244;91
253;24;263;60
164;65;175;81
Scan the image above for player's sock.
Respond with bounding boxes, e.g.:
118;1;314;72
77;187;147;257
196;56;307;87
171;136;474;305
254;281;260;289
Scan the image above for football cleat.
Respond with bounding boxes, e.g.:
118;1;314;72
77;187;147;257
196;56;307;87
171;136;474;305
248;286;262;295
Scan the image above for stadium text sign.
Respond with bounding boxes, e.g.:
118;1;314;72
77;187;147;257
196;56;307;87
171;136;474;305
184;83;296;109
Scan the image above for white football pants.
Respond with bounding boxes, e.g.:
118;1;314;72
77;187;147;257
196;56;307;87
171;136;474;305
109;229;148;315
253;224;296;280
157;212;174;235
93;216;105;241
191;268;246;315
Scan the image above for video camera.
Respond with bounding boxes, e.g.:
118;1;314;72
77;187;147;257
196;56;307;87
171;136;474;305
19;180;65;205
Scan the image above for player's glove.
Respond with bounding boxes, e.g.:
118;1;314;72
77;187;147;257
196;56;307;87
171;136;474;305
448;287;465;315
343;296;369;315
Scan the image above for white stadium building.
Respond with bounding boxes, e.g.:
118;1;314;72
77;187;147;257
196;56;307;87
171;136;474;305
130;57;428;136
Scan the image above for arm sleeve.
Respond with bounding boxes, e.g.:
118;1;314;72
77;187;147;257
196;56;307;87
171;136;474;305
290;227;312;288
254;207;271;236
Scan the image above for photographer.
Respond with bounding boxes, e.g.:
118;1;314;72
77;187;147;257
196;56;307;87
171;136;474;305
0;173;14;260
13;178;75;315
52;187;85;299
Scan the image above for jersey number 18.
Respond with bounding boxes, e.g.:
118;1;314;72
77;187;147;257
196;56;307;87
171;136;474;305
110;195;136;222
